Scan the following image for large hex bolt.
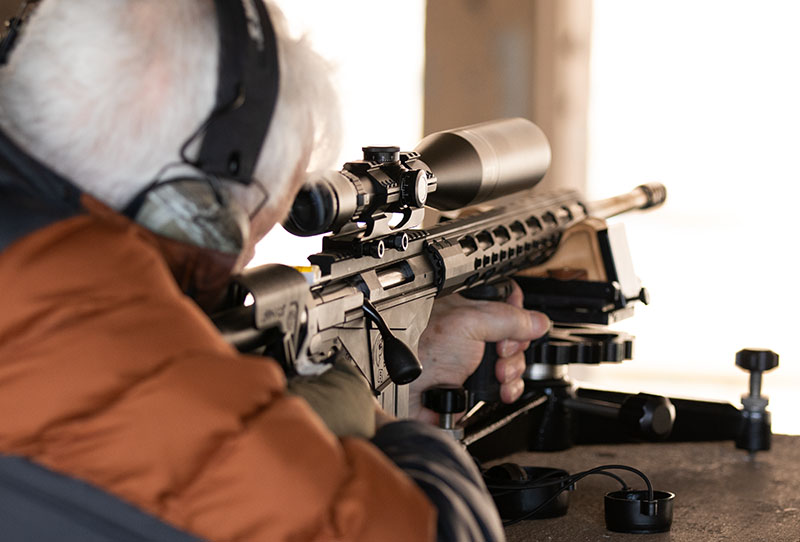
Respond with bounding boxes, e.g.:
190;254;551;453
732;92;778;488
735;349;779;456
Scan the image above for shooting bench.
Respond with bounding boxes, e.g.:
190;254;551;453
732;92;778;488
498;434;800;541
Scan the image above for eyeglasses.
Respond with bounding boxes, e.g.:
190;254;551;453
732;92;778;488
123;161;269;223
244;177;270;220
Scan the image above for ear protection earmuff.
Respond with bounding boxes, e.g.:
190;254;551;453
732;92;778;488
121;0;280;254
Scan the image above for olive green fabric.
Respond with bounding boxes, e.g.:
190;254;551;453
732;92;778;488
288;356;377;439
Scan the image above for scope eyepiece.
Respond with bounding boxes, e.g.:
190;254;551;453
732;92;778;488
283;170;361;237
282;183;334;237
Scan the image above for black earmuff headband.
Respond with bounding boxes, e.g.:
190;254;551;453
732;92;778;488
201;0;279;185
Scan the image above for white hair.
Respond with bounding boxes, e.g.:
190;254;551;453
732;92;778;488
0;0;340;216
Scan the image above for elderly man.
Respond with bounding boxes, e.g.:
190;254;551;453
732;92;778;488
0;1;549;540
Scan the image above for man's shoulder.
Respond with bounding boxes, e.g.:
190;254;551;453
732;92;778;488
0;185;82;253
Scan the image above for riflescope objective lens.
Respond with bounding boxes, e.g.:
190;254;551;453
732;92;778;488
416;117;551;211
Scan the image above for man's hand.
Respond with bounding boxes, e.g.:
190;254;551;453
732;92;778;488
410;281;550;422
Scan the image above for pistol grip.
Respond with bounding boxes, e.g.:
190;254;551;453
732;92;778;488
464;345;501;403
461;279;514;404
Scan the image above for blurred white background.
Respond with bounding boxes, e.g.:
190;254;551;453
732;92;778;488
252;0;427;268
578;0;799;435
258;1;798;434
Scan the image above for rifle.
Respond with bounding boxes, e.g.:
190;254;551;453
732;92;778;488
212;118;666;445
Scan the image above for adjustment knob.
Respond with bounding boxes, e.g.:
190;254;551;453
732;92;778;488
422;386;468;415
619;393;676;440
735;348;778;456
362;146;400;163
400;169;430;207
422;386;467;440
735;349;779;373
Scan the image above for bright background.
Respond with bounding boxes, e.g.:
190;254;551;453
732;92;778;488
577;1;800;435
252;0;428;267
258;1;799;434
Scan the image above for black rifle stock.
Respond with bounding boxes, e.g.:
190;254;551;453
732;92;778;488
212;118;666;432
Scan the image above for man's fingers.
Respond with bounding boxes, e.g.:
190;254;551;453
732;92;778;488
496;338;535;358
495;354;526;384
505;280;525;309
497;339;520;358
500;379;525;403
463;302;550;344
494;282;535;356
495;354;526;403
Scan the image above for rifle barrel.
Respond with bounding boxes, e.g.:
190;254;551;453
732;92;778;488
586;183;667;220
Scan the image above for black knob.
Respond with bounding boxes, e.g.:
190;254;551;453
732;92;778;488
735;349;779;373
362;146;400;163
422;386;467;414
382;334;422;385
361;299;421;385
619;393;675;440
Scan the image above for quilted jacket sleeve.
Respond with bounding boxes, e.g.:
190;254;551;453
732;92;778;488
373;421;506;542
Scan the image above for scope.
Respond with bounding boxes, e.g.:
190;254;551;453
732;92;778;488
283;117;551;238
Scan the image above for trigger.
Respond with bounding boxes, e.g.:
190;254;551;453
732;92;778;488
461;278;514;302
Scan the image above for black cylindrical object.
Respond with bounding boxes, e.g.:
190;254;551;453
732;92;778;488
283;169;360;236
736;410;772;452
422;386;468;415
618;393;676;440
604;490;675;534
483;466;571;520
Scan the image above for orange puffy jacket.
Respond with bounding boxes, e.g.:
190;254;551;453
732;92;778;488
0;196;438;541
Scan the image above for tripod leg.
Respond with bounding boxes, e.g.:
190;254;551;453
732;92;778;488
574;388;741;444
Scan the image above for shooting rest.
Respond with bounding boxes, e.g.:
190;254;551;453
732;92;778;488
419;212;778;462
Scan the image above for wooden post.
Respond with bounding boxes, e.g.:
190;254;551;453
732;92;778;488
0;1;20;23
425;0;593;192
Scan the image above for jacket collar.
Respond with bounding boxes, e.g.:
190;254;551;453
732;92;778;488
0;126;238;312
0;125;83;213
